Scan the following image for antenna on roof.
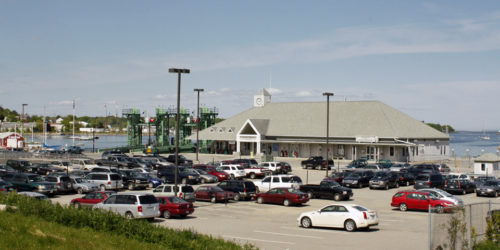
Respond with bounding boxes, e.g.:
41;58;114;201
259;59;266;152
269;72;272;90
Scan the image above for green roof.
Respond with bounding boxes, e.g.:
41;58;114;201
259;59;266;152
193;101;449;141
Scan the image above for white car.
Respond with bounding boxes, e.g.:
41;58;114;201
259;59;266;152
418;188;464;207
298;204;378;232
220;165;246;179
258;162;282;173
254;175;302;192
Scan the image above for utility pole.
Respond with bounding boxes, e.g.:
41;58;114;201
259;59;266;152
322;92;334;176
72;99;75;146
194;88;204;162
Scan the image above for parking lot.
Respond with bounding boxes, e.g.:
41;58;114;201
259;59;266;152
46;153;499;250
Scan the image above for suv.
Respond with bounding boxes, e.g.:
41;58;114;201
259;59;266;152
70;177;99;194
157;166;200;184
414;173;445;189
232;159;259;168
94;193;160;220
409;164;439;176
166;154;193;165
119;170;150;190
219;165;246;179
369;171;399;190
342;170;375;188
85;173;123;191
70;159;99;170
217;180;257;201
253;175;303;192
43;175;72;194
152;184;195;202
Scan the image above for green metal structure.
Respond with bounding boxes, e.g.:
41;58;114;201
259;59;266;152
123;108;142;148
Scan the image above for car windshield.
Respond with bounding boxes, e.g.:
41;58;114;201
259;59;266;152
215;167;223;172
349;172;362;178
181;168;196;174
237;166;244;170
330;182;341;187
139;195;157;204
485;181;500;186
416;175;429;181
28;175;43;182
197;170;208;175
209;186;224;192
168;196;187;203
329;173;341;178
375;172;387;177
353;205;368;212
73;178;83;183
287;188;303;194
83;160;93;164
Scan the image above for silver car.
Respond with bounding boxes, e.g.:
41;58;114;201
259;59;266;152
70;177;99;194
418;188;464;207
85;173;124;191
94;193;160;220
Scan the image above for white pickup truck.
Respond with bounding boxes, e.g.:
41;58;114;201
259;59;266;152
244;166;272;179
253;174;303;192
258;162;282;174
220;165;246;179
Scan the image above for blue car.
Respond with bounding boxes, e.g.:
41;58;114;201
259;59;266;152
148;175;165;188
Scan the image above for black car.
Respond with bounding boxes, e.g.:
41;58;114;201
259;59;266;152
299;180;352;201
166;154;193;165
119;170;150;190
65;146;83;154
217;180;257;201
157;166;200;184
408;164;439;176
396;172;416;186
474;176;497;188
444;179;476;195
414;173;445;189
369;171;399;190
278;162;292;174
341;170;375;188
346;159;368;169
6;160;32;172
476;180;500;197
0;180;15;193
28;163;63;176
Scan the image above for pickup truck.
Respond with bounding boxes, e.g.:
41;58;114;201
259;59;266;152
299;180;353;201
300;156;333;170
244;166;272;179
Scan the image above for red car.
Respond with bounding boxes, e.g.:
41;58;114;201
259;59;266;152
194;185;235;203
322;172;345;183
255;187;309;206
192;164;230;181
156;196;194;219
70;191;116;208
391;190;455;213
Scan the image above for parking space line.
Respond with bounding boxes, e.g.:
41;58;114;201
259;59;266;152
222;235;295;245
279;226;351;235
254;230;323;239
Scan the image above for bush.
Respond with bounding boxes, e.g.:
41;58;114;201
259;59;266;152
0;192;255;250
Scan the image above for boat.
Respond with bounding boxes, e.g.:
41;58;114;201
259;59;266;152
67;135;98;141
480;122;490;140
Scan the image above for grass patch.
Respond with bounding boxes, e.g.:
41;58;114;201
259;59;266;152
0;192;255;250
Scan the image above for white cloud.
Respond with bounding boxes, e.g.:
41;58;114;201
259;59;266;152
266;88;282;94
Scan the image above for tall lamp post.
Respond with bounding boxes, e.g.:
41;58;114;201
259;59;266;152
169;68;190;196
323;92;334;177
193;88;204;162
21;104;28;139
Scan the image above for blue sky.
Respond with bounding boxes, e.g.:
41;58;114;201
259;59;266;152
1;1;500;131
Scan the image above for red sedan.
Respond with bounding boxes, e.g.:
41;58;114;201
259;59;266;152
70;191;116;208
194;185;235;203
255;188;309;206
156;196;194;219
391;190;456;213
192;164;230;181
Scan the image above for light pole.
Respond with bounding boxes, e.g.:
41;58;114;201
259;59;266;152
169;68;190;196
323;92;334;177
194;88;204;162
21;104;27;139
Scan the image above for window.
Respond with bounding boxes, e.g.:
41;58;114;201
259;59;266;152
262;177;270;183
481;164;486;171
139;195;157;204
153;186;163;193
104;195;116;204
95;193;104;199
272;177;280;183
337;206;348;212
390;147;394;157
85;193;96;199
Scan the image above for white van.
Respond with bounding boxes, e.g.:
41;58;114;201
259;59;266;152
94;193;160;220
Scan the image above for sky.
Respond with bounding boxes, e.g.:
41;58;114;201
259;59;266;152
1;0;500;131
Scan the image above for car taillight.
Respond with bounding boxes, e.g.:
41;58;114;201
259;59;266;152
179;192;183;198
458;182;461;189
428;181;431;186
108;181;111;185
138;205;142;212
400;177;404;180
57;182;61;186
244;188;246;193
0;188;4;192
363;212;367;220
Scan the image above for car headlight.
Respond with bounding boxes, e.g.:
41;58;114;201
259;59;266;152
188;176;195;179
343;191;347;195
380;181;385;184
352;181;358;184
486;189;494;192
38;185;45;190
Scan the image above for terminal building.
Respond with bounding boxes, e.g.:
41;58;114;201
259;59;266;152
193;89;449;162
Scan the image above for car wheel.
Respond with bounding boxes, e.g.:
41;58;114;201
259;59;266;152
210;196;216;203
358;183;362;188
77;187;83;194
250;173;256;179
333;193;341;201
125;212;133;219
406;181;410;186
234;193;241;201
301;217;312;228
384;184;389;190
100;185;106;191
436;205;444;214
496;191;499;197
128;183;135;190
181;178;187;184
283;199;290;206
257;197;263;204
462;189;466;195
344;219;357;232
369;186;373;190
200;178;206;184
395;182;399;188
230;174;235;179
162;211;171;219
307;192;314;199
399;203;408;212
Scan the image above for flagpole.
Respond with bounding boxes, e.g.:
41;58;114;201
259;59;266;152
72;99;75;146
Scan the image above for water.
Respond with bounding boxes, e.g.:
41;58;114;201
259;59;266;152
27;131;500;157
449;131;500;157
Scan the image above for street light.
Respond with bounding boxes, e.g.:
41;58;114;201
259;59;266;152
21;104;28;139
169;68;190;196
194;88;204;162
323;92;334;177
